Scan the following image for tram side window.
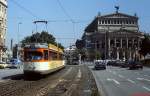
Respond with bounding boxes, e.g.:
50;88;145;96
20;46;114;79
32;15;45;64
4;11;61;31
49;51;57;60
59;54;63;60
44;50;48;60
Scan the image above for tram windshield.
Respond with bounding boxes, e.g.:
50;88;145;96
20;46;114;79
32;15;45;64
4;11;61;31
24;51;43;61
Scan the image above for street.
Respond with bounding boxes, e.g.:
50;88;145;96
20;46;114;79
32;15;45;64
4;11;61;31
0;65;99;96
89;64;150;96
0;68;23;79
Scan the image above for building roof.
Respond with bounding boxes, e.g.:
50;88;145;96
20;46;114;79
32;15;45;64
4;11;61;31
98;12;138;19
84;11;139;34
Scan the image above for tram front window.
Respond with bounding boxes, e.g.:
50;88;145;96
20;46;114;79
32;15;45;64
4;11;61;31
24;51;43;61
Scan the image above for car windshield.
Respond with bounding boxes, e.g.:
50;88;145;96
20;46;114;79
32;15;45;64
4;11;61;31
24;51;43;61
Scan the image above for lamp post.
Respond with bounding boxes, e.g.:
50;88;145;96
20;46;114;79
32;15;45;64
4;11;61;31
17;22;22;44
17;22;22;60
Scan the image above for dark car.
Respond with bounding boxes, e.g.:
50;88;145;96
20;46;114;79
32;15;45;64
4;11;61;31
107;61;116;66
72;60;78;65
94;61;106;70
120;61;129;68
111;60;122;67
129;61;143;70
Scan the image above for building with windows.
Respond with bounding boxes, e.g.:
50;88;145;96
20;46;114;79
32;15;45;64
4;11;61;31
82;7;144;61
0;0;7;62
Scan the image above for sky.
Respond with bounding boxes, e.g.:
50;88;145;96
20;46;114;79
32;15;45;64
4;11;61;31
7;0;150;48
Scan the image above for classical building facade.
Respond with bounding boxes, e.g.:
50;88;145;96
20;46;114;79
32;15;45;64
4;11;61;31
0;0;7;62
82;8;144;61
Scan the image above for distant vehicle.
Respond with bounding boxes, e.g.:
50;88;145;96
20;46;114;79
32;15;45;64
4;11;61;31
128;61;143;70
72;60;78;65
94;61;106;70
7;59;21;69
119;61;128;68
107;60;116;66
0;62;8;69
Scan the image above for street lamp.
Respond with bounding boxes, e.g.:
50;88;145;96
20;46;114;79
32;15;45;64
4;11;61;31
17;22;22;60
17;22;22;44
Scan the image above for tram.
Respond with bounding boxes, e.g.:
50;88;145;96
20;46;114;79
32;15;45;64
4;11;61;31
23;43;65;75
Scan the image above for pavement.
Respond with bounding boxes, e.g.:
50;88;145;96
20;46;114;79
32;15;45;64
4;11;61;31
88;64;150;96
0;68;23;79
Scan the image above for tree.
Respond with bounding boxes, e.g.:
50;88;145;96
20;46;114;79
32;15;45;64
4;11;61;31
21;31;64;49
139;34;150;56
75;39;85;49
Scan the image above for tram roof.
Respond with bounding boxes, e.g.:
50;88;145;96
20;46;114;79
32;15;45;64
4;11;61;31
48;44;63;53
24;43;63;53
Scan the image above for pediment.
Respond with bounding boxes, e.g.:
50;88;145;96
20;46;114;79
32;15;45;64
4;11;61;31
100;12;138;19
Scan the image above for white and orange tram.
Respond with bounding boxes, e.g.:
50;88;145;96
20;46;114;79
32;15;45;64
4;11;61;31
23;43;65;75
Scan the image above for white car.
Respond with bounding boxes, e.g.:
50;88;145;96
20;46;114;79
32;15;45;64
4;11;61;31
0;62;8;68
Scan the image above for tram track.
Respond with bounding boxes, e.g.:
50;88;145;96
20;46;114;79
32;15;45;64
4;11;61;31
0;66;73;96
0;65;99;96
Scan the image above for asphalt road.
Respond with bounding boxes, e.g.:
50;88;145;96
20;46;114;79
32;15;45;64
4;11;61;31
0;65;99;96
0;68;23;79
89;65;150;96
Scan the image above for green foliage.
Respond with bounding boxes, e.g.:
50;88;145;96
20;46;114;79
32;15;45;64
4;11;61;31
76;39;85;49
139;34;150;56
21;31;64;49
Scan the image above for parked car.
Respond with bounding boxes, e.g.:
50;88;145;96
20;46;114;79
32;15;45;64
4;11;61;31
120;61;129;68
129;61;143;70
94;61;106;70
0;62;8;69
72;60;78;65
107;61;116;66
7;59;22;69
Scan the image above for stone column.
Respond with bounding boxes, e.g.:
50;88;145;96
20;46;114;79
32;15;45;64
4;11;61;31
117;48;119;60
115;38;116;47
123;51;126;61
120;38;122;48
126;38;128;48
132;39;135;48
108;38;111;59
129;48;132;60
108;38;110;49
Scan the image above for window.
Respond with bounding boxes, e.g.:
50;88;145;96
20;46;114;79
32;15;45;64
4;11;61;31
59;54;63;60
108;20;110;24
44;50;48;60
49;51;57;60
24;51;43;61
105;20;107;24
114;20;116;24
117;20;119;24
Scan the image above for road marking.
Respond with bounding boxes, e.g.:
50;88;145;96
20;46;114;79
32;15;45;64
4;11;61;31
112;71;116;75
135;72;140;75
137;78;150;82
62;67;72;77
143;86;150;91
77;69;82;78
76;69;82;81
144;75;150;77
107;78;120;85
127;79;135;84
113;79;120;85
118;74;124;78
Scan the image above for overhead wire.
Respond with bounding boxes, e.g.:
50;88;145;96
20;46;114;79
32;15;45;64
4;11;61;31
56;0;75;23
9;0;40;19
